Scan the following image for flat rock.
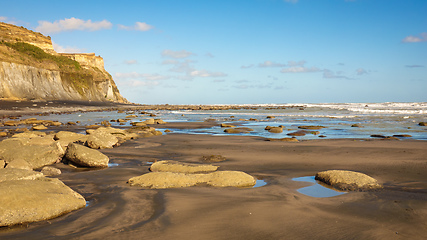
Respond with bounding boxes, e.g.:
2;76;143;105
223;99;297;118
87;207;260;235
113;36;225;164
128;171;256;189
221;123;236;128
0;178;86;227
0;168;44;182
298;125;326;130
315;170;382;191
150;160;219;173
265;138;299;142
206;171;256;187
224;127;254;134
65;143;109;168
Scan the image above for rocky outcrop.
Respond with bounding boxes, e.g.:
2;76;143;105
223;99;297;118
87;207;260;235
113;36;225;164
0;22;127;103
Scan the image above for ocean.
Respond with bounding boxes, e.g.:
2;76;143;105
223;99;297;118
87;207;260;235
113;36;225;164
37;102;427;140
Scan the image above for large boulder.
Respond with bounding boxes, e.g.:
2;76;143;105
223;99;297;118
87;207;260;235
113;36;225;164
150;160;219;173
0;138;64;169
315;170;382;191
65;143;109;168
0;178;86;227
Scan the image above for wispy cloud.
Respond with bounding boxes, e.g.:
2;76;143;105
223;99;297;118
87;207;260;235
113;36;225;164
258;61;287;68
52;41;85;53
36;17;112;34
405;64;424;68
0;16;7;21
115;72;170;81
241;64;254;69
356;68;368;75
283;0;299;3
401;32;427;43
162;49;195;59
118;22;154;31
281;66;321;73
124;60;138;65
190;70;227;78
323;69;351;79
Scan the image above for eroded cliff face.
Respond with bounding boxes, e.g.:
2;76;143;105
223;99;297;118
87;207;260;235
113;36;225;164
0;22;128;103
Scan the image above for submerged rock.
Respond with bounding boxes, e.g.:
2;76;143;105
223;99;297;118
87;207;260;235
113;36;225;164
0;178;86;227
202;155;227;163
150;160;219;173
315;170;382;191
298;125;326;130
65;143;109;168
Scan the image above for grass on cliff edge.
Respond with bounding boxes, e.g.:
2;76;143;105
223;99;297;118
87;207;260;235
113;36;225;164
0;41;81;70
0;41;94;97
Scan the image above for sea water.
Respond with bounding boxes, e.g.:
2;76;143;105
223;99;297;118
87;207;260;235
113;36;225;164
34;102;427;140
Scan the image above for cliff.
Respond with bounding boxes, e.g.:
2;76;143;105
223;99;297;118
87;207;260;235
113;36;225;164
0;22;127;103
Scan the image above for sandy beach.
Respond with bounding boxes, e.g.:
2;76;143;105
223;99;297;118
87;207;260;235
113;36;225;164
0;102;426;240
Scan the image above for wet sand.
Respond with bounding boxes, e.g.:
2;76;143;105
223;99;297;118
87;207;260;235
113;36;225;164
0;100;426;239
0;124;426;239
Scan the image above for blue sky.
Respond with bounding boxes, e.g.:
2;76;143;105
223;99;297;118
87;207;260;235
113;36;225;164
1;0;426;104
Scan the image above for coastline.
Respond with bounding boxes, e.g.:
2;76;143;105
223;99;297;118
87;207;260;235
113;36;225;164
0;102;426;239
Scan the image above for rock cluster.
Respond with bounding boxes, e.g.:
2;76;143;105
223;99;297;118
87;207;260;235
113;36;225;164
128;160;256;189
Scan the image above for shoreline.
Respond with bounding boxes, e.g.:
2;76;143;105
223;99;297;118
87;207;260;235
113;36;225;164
0;101;426;239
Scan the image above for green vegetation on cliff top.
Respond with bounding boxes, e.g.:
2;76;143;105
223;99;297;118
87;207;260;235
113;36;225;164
0;41;81;70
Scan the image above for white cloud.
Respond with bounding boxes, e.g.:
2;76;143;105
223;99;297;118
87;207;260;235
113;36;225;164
52;41;85;53
401;32;427;43
356;68;368;75
161;49;195;59
118;22;154;31
287;60;306;67
258;61;286;68
281;66;321;73
190;70;227;78
36;17;112;34
124;60;138;65
205;52;214;58
0;16;7;21
213;79;225;83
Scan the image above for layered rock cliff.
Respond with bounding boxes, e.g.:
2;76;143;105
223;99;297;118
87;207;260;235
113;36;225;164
0;22;127;103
